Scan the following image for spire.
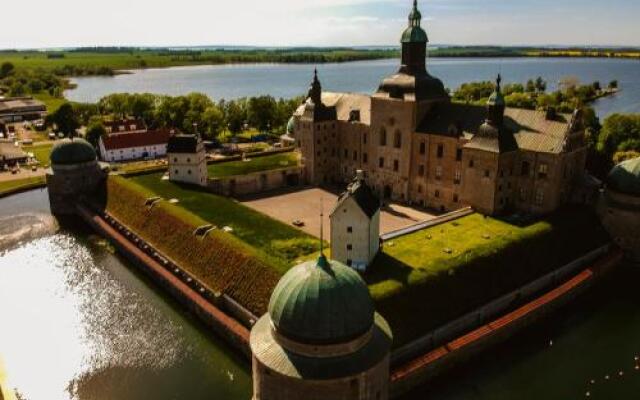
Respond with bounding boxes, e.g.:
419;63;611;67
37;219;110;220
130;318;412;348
409;0;422;27
317;197;329;268
307;68;322;105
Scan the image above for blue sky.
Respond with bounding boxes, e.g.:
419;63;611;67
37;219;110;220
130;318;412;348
2;0;639;49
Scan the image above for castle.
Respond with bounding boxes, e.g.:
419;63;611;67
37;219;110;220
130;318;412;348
288;0;588;216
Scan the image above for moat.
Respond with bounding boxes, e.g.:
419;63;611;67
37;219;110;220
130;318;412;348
0;188;638;400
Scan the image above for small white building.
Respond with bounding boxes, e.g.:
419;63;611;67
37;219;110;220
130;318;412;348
330;170;381;271
99;129;170;162
167;134;208;186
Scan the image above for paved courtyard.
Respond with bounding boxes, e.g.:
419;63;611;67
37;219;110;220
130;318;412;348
240;186;437;239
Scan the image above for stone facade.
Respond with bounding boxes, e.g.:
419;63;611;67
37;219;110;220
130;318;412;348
167;135;208;187
291;1;587;216
208;165;302;197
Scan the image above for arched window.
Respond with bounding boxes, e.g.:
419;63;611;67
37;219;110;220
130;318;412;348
394;130;402;148
379;128;387;146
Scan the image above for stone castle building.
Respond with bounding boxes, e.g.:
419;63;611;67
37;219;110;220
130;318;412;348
597;157;640;265
46;138;107;215
330;170;381;271
250;252;392;400
167;134;208;187
290;0;587;215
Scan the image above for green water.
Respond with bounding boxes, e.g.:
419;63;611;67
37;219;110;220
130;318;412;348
0;189;251;400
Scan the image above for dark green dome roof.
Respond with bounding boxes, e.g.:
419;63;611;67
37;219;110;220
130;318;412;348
286;116;295;134
608;157;640;196
268;255;374;345
401;26;428;43
50;138;97;165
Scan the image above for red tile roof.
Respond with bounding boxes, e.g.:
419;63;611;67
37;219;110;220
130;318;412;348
102;129;171;151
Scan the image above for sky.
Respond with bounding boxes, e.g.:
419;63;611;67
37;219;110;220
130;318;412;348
2;0;639;49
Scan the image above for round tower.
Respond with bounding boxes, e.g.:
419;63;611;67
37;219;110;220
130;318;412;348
250;254;392;400
597;157;640;264
46;138;106;215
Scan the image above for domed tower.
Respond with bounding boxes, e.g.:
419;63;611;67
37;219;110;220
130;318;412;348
597;157;640;264
250;251;393;400
377;0;447;102
46;138;106;215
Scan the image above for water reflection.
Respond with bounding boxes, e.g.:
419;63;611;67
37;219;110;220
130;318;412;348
0;190;251;400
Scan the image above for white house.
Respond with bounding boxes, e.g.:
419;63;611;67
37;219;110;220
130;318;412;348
330;170;381;271
99;129;170;162
167;134;208;186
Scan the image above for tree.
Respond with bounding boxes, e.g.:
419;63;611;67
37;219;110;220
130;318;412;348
85;117;107;148
128;93;157;122
535;76;547;92
592;81;601;92
608;80;619;90
248;96;278;131
48;102;80;137
201;105;225;138
597;113;640;161
98;93;130;119
525;79;536;93
224;99;248;135
0;62;14;78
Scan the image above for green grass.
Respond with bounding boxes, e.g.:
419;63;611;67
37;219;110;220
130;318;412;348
32;92;66;114
0;176;46;196
208;152;299;178
22;143;53;166
129;171;318;272
365;210;610;346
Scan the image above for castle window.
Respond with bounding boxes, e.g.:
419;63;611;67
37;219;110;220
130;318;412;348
535;189;545;205
347;226;352;233
363;153;368;164
419;142;426;155
379;157;385;168
174;169;179;174
344;149;348;159
521;161;530;176
435;166;442;180
417;185;422;193
188;170;191;175
454;170;461;184
484;170;490;178
437;144;444;158
499;170;504;178
394;131;402;148
363;133;367;145
393;160;399;172
456;148;463;161
538;163;549;179
435;190;440;198
347;244;353;251
187;158;191;163
520;188;527;201
173;158;177;162
418;165;425;177
353;151;358;161
453;194;459;203
380;128;387;146
469;159;475;168
347;259;352;266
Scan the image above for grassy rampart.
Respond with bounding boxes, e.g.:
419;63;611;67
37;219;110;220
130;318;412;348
98;175;281;315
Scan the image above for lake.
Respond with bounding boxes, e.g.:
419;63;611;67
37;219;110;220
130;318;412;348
0;188;638;400
65;57;640;117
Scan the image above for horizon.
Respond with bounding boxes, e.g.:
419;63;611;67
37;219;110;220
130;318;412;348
2;0;639;49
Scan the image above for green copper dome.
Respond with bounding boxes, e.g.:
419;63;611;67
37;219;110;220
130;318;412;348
268;255;375;345
50;138;97;165
286;116;295;134
487;74;505;106
401;26;428;43
608;157;640;196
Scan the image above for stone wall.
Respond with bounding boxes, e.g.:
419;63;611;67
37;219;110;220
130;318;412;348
208;165;303;197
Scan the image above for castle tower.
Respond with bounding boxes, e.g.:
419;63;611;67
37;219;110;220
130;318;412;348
597;157;640;264
330;170;381;271
46;138;106;215
250;251;392;400
167;134;208;187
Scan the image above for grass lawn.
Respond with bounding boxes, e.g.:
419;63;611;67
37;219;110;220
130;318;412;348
129;172;319;272
22;143;53;166
365;210;610;346
32;92;66;115
0;176;46;196
208;152;299;178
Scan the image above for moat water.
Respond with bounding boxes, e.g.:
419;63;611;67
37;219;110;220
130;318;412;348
65;57;640;117
0;189;638;400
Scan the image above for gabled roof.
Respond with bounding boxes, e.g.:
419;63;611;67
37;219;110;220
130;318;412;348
332;177;380;219
101;129;171;151
0;140;28;161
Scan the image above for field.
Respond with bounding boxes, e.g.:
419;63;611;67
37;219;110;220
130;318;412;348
208;152;299;178
0;176;46;196
129;172;319;271
366;210;610;346
22;143;53;166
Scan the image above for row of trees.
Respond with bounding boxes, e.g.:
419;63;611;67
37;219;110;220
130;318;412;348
47;92;303;147
0;62;65;97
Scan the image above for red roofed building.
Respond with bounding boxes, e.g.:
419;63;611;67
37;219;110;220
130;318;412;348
99;129;171;162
